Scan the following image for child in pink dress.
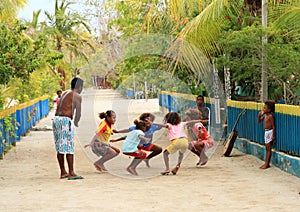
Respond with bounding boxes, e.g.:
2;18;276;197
153;112;200;175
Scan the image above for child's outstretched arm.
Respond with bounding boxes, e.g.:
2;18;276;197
138;135;150;143
186;119;201;125
113;128;130;133
151;122;168;128
110;136;126;143
84;134;98;148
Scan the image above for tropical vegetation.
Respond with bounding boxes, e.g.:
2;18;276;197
91;0;300;104
0;0;299;109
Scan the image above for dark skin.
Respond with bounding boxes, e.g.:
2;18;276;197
112;125;150;175
185;110;208;165
126;125;149;176
55;86;82;179
196;97;209;125
258;104;276;169
112;115;162;168
153;118;200;174
84;112;119;172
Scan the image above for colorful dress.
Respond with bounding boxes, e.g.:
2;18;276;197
91;120;114;156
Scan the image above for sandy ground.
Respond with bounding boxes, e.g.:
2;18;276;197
0;89;299;212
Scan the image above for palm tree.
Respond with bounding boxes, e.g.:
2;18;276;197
107;0;300;100
162;0;300;100
269;0;300;39
43;0;95;87
44;0;94;57
21;9;42;38
0;0;28;22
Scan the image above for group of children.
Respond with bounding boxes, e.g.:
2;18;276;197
84;109;214;176
83;99;278;176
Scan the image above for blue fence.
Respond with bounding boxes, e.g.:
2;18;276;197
0;96;49;157
158;91;225;130
157;91;300;176
159;91;212;110
117;87;135;99
227;101;300;157
158;91;300;158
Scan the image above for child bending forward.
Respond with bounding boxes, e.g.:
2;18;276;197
112;120;150;176
153;112;200;175
190;122;214;167
84;110;120;172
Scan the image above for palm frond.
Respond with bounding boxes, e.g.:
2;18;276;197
270;5;300;39
166;0;239;78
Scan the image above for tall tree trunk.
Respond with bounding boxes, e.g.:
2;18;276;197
56;35;62;52
261;0;268;102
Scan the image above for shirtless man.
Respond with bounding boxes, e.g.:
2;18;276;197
196;95;209;130
52;77;84;180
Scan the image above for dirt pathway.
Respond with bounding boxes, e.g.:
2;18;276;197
0;89;299;211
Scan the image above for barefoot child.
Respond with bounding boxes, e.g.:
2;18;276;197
192;122;214;167
185;109;214;167
153;112;200;175
111;120;150;175
257;101;276;169
113;113;163;167
84;110;120;172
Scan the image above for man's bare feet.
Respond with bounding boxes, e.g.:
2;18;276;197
127;167;138;176
67;175;84;180
60;173;68;179
144;159;150;168
260;164;270;169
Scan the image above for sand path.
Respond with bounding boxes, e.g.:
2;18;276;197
0;89;299;211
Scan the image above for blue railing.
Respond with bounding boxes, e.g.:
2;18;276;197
159;91;212;113
117;87;135;99
227;101;300;157
158;91;300;158
158;91;219;128
0;96;49;157
157;91;300;177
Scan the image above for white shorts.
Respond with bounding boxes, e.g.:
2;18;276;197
264;129;273;144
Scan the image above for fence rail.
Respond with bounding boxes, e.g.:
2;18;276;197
117;87;135;99
0;96;49;158
227;100;300;156
120;89;300;158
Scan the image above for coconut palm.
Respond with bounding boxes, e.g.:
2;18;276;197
162;0;300;101
106;0;299;100
42;0;95;87
21;9;43;39
0;0;27;22
44;0;94;59
269;0;300;39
